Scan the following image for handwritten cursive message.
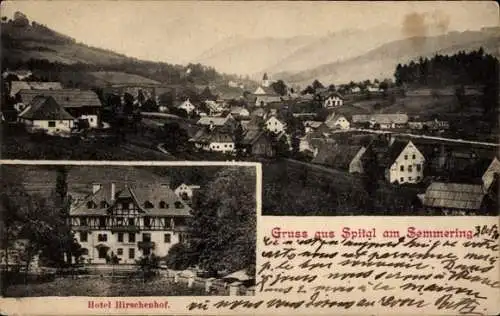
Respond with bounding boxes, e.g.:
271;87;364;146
187;218;499;315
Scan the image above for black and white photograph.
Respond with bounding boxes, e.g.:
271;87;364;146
0;163;257;297
0;1;498;216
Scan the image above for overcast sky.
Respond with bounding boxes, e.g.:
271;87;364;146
2;1;498;63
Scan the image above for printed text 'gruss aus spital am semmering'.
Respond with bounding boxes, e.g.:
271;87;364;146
270;226;476;239
187;224;498;315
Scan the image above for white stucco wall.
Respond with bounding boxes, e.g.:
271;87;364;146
388;142;425;184
265;117;285;134
22;119;73;135
209;142;235;153
78;115;99;128
75;229;183;264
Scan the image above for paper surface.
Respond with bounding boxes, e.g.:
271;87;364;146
1;1;499;315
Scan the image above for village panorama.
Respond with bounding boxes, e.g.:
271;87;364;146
1;10;499;217
0;3;499;296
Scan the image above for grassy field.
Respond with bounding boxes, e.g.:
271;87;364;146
3;277;206;297
262;159;424;216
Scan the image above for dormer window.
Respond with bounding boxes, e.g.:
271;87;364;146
144;201;154;209
87;201;96;209
159;201;167;209
100;201;108;208
175;201;184;209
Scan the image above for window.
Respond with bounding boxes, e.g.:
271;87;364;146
408;165;413;172
117;248;123;256
144;217;151;228
80;217;87;226
128;218;135;226
118;233;124;242
80;232;88;242
400;177;404;183
144;201;153;208
99;217;106;228
142;233;151;242
409;176;413;181
159;201;166;209
87;201;96;209
48;121;56;127
90;118;94;122
417;176;421;181
175;201;184;209
416;164;421;172
98;234;107;242
128;233;136;243
164;234;171;243
100;201;108;208
404;155;408;160
400;165;404;171
412;154;416;159
128;248;135;259
164;217;171;229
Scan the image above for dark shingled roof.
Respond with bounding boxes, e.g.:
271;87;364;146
189;127;234;144
70;184;191;217
312;143;365;170
18;89;102;108
423;182;485;210
18;96;75;120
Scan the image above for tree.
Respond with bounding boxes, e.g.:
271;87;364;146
291;133;300;156
312;79;324;90
186;168;256;276
13;11;29;27
301;85;315;95
361;148;381;210
165;243;197;270
136;254;160;282
271;80;287;96
160;122;190;153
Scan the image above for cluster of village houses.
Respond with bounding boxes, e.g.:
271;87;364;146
2;71;499;215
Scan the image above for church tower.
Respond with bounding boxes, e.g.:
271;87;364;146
262;73;270;87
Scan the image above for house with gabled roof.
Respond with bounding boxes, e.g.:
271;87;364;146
174;183;201;201
265;116;286;134
189;127;235;153
196;114;238;132
421;182;493;215
325;112;350;130
230;106;250;118
352;114;408;129
70;181;191;264
177;98;196;114
364;139;425;184
482;157;500;190
241;129;275;157
16;89;102;128
18;96;75;135
323;92;344;108
312;143;366;174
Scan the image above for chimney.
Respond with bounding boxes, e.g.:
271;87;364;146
111;183;116;201
92;183;102;194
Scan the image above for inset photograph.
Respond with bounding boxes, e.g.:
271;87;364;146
0;164;257;297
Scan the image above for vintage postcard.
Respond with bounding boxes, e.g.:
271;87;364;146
0;0;499;315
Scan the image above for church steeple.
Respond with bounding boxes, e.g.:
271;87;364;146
262;73;270;87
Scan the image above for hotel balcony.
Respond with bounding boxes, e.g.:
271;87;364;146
137;241;155;250
111;225;140;233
